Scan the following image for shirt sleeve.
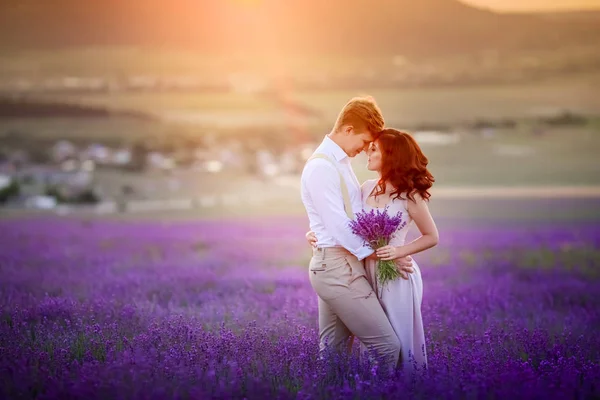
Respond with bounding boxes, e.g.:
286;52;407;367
304;161;374;261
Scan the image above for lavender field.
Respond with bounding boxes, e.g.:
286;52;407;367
1;215;600;399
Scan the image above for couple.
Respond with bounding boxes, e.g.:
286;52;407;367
300;96;439;373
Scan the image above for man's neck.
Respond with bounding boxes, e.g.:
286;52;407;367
327;132;348;156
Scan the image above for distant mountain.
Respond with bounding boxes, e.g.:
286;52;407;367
0;0;598;56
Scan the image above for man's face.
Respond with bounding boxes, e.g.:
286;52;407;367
345;128;374;158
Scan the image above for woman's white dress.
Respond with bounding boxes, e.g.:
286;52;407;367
361;179;427;372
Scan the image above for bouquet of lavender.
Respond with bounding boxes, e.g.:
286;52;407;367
349;207;406;287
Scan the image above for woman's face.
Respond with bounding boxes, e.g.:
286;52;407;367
366;140;383;172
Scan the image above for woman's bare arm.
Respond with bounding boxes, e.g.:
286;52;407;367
377;193;439;260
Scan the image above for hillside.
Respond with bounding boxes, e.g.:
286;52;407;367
0;0;598;56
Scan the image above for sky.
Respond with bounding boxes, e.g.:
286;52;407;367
463;0;600;12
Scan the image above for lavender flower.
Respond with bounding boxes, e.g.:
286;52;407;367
349;207;406;287
0;216;599;399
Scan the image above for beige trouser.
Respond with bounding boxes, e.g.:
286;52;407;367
308;246;401;368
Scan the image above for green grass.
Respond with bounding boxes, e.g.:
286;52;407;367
353;127;600;186
4;196;599;224
0;117;170;144
33;92;277;114
290;72;600;126
5;73;598;147
2;47;599;128
10;72;599;127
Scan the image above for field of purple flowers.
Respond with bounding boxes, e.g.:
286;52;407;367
1;216;600;399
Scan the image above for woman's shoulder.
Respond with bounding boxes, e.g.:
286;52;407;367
360;179;378;189
360;179;378;195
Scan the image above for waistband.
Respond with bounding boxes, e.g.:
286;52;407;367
312;246;351;257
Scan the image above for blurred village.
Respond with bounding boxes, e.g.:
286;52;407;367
0;129;317;213
0;43;597;214
0;106;587;215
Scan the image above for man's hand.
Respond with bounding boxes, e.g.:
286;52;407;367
306;231;317;248
395;256;414;280
365;252;378;262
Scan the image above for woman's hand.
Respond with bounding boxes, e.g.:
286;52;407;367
376;245;401;261
376;245;414;279
306;231;317;248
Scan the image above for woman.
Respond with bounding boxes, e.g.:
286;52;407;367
306;128;439;373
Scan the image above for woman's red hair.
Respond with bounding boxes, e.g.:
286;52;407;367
373;128;435;202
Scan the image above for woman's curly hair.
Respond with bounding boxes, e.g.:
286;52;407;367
372;128;435;202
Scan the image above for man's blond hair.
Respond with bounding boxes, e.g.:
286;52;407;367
333;96;385;136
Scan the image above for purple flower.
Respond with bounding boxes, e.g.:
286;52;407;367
349;207;406;286
349;207;405;247
0;217;599;399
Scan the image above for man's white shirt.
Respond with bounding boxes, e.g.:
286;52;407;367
300;136;374;261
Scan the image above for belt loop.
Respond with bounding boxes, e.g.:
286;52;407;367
314;247;325;261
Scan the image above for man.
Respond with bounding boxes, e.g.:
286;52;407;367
300;96;413;368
